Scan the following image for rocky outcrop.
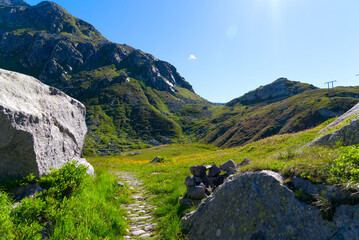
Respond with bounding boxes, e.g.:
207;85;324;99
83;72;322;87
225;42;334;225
227;78;317;106
181;170;359;240
309;103;359;147
326;102;359;129
0;68;93;182
309;119;359;147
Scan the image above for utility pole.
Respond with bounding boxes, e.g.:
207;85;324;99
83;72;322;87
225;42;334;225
324;80;336;97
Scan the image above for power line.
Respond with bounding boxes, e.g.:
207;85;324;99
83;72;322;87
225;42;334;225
324;80;336;97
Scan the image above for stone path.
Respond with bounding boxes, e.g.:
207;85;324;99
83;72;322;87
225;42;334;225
112;171;158;239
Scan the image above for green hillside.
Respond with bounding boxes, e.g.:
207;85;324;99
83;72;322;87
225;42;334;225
193;87;359;148
0;1;212;154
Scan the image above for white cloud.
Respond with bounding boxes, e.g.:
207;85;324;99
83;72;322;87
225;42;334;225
188;54;197;60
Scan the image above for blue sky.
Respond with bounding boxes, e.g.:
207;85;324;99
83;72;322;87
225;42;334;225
26;0;359;103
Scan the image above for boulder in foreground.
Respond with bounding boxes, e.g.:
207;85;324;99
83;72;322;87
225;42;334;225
0;68;93;182
182;170;359;240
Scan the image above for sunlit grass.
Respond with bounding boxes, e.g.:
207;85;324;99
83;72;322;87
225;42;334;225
88;119;345;239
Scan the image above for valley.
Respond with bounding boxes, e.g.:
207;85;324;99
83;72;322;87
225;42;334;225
1;0;359;239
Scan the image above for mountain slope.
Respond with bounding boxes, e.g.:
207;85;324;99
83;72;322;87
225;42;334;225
0;1;212;154
193;86;359;148
227;78;317;106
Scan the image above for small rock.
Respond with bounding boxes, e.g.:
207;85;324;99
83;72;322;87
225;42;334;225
238;158;251;166
186;183;206;200
130;152;140;156
208;163;221;178
150;156;160;163
201;175;211;188
140;233;151;238
132;216;151;221
117;181;125;187
193;176;202;184
131;230;146;236
128;214;139;217
220;159;237;173
190;165;207;177
216;229;222;237
144;225;154;231
214;174;227;187
12;183;44;201
185;176;195;187
208;177;215;188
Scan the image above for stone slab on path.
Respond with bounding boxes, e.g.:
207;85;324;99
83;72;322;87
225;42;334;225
112;171;158;239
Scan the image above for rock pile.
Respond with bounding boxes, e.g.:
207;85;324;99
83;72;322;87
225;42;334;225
181;159;242;206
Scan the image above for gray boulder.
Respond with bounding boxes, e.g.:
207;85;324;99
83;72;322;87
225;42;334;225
220;159;237;173
322;102;359;131
0;68;93;182
185;176;195;187
150;156;160;163
309;119;359;147
182;170;359;240
309;102;359;147
186;183;206;200
190;165;207;177
12;183;43;201
238;157;251;167
292;176;345;201
208;163;221;178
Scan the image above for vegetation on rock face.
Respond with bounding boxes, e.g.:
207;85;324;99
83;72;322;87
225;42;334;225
0;162;130;239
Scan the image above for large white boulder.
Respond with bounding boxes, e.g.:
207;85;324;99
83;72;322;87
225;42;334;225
0;68;93;182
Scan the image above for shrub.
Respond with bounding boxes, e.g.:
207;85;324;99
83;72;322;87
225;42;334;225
39;161;88;200
0;161;128;239
329;145;359;184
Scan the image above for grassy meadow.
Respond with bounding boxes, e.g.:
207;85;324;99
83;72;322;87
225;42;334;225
2;118;359;239
88;118;359;239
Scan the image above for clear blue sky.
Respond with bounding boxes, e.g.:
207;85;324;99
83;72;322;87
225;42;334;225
26;0;359;103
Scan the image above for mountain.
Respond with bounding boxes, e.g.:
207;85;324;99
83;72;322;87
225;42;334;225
1;1;359;154
227;78;317;106
0;0;28;6
0;1;212;154
193;86;359;148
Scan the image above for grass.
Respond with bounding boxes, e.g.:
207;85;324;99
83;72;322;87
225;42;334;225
2;118;359;239
0;162;131;240
88;119;359;239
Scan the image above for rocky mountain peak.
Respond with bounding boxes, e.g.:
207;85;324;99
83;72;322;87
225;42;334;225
0;0;29;6
227;78;318;106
